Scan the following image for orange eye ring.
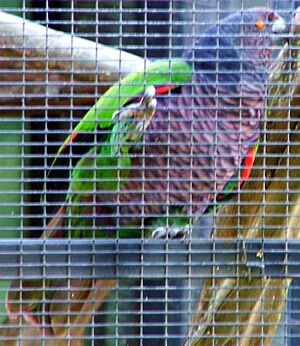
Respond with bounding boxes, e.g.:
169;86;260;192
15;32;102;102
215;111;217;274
256;19;265;29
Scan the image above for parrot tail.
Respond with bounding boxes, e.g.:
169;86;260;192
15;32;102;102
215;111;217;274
6;203;117;337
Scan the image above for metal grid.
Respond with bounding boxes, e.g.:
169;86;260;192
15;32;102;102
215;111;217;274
0;0;299;345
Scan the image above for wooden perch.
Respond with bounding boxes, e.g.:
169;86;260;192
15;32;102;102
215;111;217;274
0;11;144;116
185;8;300;346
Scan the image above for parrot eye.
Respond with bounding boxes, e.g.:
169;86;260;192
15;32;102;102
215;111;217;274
267;11;277;22
255;19;265;30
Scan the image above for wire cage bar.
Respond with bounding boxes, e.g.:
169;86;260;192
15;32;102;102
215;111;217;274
0;1;299;345
1;238;300;280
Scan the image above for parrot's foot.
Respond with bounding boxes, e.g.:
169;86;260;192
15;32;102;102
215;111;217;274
112;85;157;132
152;225;190;240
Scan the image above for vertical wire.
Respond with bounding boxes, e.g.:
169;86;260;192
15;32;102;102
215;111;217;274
164;1;174;343
65;2;73;343
262;1;268;342
261;0;270;343
68;1;75;344
237;2;244;343
285;7;293;344
187;1;196;343
140;1;147;344
116;0;123;342
211;1;221;344
43;1;49;342
20;0;26;344
257;1;264;342
263;4;272;343
90;1;100;344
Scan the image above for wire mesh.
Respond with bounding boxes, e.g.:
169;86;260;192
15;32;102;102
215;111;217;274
0;0;298;345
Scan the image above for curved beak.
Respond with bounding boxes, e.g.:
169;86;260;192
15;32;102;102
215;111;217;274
272;15;288;34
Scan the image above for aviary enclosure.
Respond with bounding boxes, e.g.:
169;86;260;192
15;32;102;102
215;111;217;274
0;1;299;345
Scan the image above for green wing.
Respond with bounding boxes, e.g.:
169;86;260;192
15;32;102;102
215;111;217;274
76;59;191;129
55;59;192;158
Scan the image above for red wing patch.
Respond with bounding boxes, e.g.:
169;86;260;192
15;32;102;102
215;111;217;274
155;84;176;95
59;131;79;155
124;84;177;107
239;146;256;186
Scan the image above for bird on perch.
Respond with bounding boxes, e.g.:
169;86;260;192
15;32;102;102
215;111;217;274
6;7;286;337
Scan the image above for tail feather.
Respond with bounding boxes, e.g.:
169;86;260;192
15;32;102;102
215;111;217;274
6;204;117;337
43;204;67;239
5;205;67;331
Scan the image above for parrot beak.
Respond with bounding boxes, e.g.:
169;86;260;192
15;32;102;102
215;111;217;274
271;15;287;34
271;15;289;48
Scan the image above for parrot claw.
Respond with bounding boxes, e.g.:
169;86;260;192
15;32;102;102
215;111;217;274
112;85;157;125
141;85;156;104
152;225;190;240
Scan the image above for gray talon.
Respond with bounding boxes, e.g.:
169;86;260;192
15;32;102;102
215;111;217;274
112;85;157;124
141;85;156;104
152;225;190;239
152;227;168;239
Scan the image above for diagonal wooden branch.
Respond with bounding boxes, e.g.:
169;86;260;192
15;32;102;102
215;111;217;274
0;11;144;116
185;8;300;346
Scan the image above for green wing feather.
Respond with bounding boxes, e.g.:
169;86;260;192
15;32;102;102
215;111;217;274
56;59;192;157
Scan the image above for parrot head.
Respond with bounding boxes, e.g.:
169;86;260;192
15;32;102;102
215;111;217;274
186;7;287;78
229;7;288;66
